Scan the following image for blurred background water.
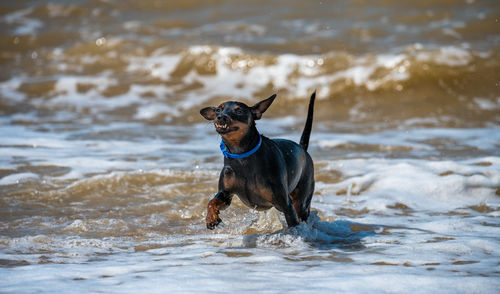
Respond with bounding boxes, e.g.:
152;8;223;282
1;1;499;293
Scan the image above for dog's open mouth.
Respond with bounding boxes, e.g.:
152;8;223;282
215;122;238;134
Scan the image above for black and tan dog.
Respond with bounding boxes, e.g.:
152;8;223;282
200;92;316;230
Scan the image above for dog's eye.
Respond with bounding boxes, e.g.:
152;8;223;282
235;108;243;115
215;108;221;114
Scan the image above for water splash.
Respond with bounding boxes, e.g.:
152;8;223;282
243;211;376;249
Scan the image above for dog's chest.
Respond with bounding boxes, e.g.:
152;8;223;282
227;164;275;210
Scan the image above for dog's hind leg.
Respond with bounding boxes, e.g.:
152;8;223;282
282;199;300;227
289;187;313;222
272;185;300;227
289;167;315;222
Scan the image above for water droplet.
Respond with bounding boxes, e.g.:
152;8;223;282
95;37;106;46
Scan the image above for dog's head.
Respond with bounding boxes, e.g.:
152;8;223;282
200;94;276;142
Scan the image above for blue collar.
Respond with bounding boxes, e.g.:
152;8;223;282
220;135;262;159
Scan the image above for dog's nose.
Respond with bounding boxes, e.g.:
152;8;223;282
216;114;229;124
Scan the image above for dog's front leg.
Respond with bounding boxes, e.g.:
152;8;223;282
206;191;232;230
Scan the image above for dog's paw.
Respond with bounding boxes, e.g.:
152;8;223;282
206;217;221;230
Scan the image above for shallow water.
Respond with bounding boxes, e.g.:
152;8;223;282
1;1;499;293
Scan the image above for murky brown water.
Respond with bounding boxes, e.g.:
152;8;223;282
1;1;499;293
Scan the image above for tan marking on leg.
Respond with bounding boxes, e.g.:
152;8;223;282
206;198;223;229
256;184;274;203
289;187;303;221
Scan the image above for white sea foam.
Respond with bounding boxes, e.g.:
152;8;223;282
0;78;26;102
314;127;500;153
0;45;487;123
126;50;182;81
0;172;40;185
317;157;500;211
47;76;145;111
474;97;500;110
1;208;499;294
1;157;499;293
416;46;473;67
122;46;417;108
1;7;43;35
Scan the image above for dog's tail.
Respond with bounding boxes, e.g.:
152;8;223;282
299;91;316;151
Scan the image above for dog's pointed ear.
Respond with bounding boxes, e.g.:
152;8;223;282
251;94;276;120
200;107;216;120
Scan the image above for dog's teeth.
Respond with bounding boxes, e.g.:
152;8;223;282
215;122;230;130
215;123;228;129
